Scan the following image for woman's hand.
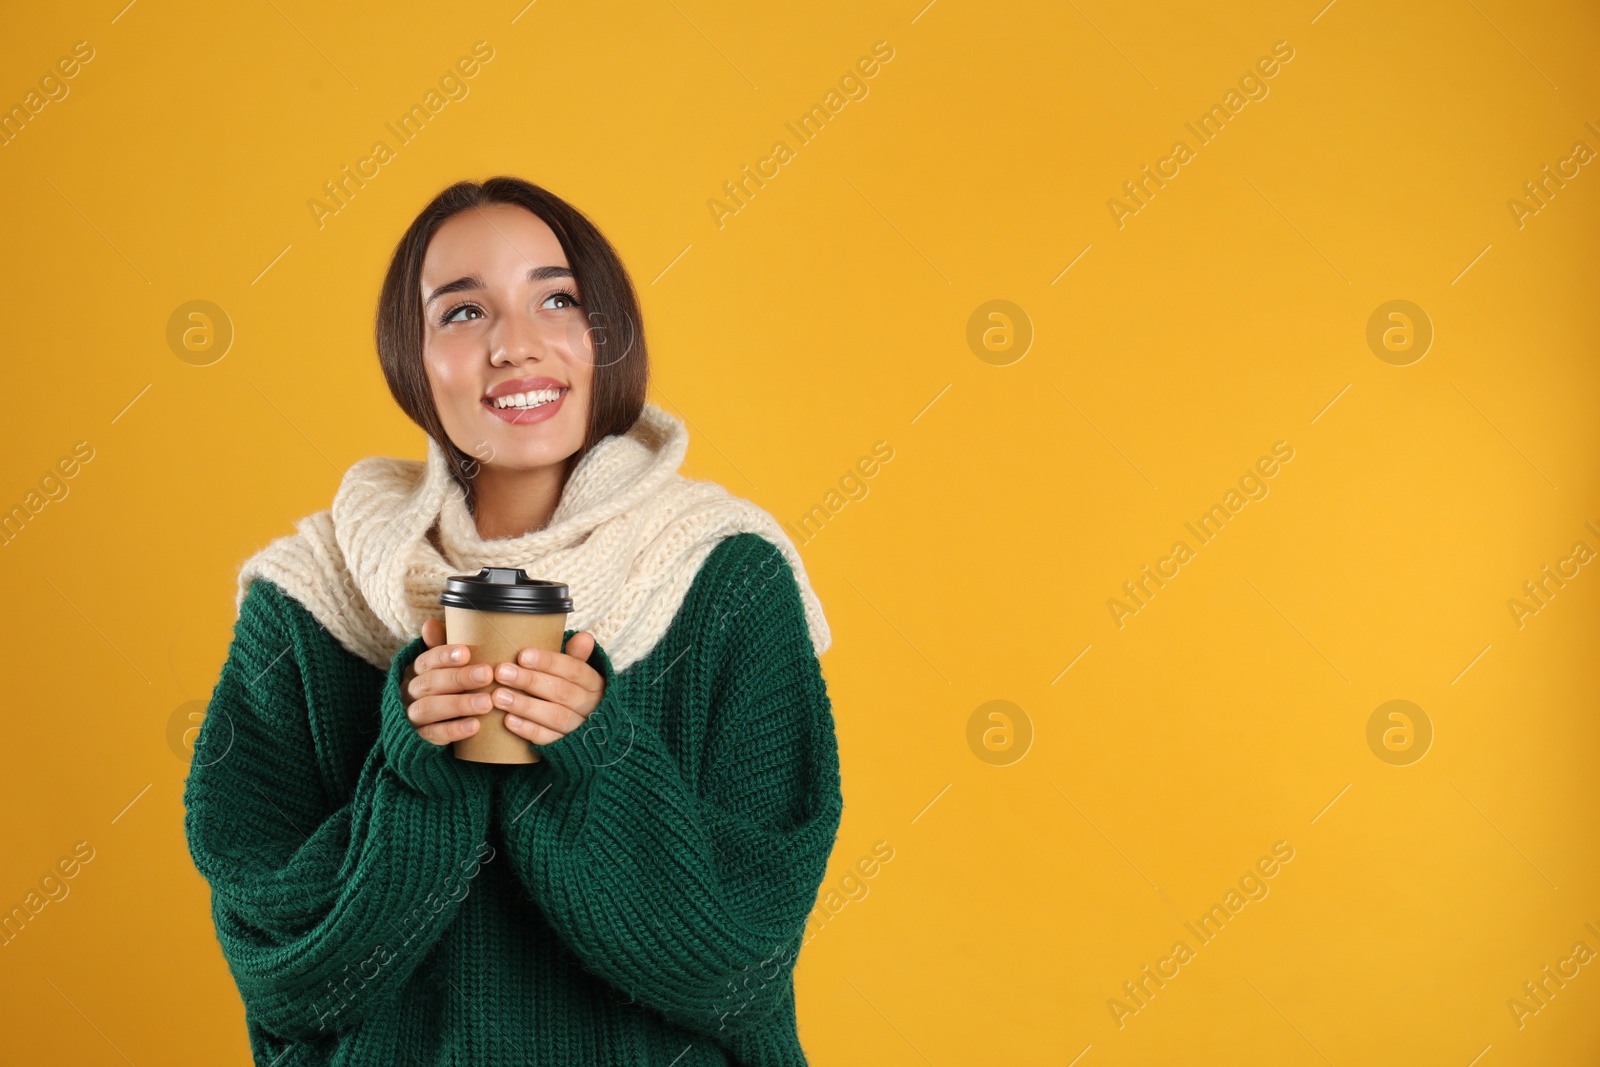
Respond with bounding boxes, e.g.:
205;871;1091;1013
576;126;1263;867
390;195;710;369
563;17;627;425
491;631;607;746
400;618;494;746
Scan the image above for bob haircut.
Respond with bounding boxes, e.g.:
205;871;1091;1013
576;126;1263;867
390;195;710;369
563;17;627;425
374;176;649;509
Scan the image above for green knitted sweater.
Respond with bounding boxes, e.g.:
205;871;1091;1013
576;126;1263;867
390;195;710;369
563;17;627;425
183;532;843;1066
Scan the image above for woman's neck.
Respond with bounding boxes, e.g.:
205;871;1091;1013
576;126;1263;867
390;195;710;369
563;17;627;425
470;459;571;541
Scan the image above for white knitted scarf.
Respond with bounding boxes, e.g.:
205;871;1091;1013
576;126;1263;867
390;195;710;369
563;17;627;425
234;402;831;674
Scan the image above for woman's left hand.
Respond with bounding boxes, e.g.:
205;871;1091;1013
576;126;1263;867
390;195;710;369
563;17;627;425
492;631;607;746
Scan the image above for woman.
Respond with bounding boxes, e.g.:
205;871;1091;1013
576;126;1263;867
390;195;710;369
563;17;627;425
182;176;843;1066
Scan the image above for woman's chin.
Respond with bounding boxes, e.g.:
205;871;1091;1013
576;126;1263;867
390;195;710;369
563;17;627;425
478;438;581;475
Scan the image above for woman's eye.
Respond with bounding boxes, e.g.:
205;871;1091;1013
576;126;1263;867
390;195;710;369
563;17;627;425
542;290;581;310
441;303;483;325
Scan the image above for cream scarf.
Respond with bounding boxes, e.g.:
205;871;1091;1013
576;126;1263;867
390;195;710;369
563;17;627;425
234;402;831;674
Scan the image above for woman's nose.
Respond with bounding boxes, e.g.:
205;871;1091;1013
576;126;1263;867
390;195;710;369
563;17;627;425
489;306;545;363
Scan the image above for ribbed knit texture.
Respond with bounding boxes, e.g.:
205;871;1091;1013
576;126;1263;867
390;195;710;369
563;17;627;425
183;532;843;1066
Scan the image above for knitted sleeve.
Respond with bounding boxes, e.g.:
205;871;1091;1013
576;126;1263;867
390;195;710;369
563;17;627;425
493;534;844;1040
182;579;495;1040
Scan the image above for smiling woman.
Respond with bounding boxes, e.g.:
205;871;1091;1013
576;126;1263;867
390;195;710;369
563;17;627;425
184;176;842;1067
374;182;649;539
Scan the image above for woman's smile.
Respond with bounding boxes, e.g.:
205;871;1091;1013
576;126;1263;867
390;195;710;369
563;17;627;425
483;374;569;425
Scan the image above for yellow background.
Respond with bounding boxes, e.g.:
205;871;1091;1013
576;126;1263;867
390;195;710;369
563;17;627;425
2;0;1598;1063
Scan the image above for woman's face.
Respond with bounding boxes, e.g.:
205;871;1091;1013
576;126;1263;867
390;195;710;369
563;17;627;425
419;202;593;477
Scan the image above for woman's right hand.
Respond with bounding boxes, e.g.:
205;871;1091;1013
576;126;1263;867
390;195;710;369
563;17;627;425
400;618;494;745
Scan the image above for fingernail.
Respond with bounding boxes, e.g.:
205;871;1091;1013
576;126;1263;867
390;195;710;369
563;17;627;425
450;647;465;662
497;663;517;681
505;714;522;728
472;694;491;711
495;688;514;705
471;665;491;683
520;649;538;667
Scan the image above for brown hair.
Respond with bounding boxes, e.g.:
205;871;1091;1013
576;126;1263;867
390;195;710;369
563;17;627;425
374;176;649;511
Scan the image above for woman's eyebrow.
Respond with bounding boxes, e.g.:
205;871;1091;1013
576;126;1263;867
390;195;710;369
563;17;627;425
424;265;576;307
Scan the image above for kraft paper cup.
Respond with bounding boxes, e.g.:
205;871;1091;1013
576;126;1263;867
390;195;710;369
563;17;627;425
439;568;574;765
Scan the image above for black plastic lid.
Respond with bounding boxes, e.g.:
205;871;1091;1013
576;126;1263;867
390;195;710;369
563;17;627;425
439;568;574;614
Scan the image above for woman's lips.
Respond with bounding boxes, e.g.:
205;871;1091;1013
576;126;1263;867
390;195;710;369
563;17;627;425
483;388;567;425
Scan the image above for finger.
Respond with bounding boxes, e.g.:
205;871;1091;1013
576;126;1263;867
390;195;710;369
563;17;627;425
421;618;447;648
492;686;587;736
492;661;588;711
513;641;602;693
562;631;595;662
411;661;492;700
407;661;476;704
414;642;475;675
524;633;595;675
408;690;493;728
502;711;565;746
417;715;481;746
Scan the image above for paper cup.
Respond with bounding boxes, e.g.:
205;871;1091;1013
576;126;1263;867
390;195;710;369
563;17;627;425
439;568;573;764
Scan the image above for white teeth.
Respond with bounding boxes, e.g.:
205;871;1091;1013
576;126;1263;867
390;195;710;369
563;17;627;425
492;388;564;410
